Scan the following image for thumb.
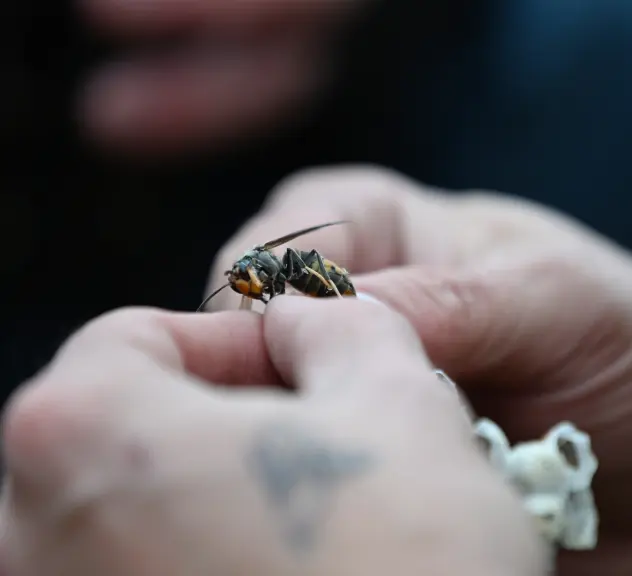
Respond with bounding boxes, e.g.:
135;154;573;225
353;258;601;389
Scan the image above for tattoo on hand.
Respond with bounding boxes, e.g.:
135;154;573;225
247;422;375;554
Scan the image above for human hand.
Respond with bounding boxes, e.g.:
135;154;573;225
78;0;360;155
208;165;632;575
0;301;545;576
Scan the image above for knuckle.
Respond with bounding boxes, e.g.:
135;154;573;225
265;164;412;209
352;296;415;334
264;166;345;206
320;298;421;353
258;165;414;271
1;309;174;484
82;306;163;334
59;307;166;357
2;378;99;478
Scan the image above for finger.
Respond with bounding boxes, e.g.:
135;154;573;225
353;258;623;416
357;262;632;535
81;35;323;155
265;298;548;576
80;0;351;37
208;171;602;313
354;265;508;381
1;307;281;502
352;263;559;386
206;166;454;311
263;296;467;427
53;307;281;387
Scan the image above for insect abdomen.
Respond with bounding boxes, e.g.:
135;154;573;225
322;258;357;297
287;267;328;297
288;251;356;298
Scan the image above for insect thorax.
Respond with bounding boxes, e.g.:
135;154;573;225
241;249;283;277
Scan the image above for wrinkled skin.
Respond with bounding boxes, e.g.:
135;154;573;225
0;299;545;575
209;165;632;575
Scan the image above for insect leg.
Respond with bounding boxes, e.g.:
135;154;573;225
262;282;277;305
285;248;335;295
239;296;253;311
246;267;265;294
311;249;342;298
283;248;297;279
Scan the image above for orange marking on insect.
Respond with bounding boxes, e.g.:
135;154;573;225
247;267;264;296
235;279;250;295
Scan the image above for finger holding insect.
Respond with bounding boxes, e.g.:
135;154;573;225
199;221;353;312
206;167;418;311
263;295;468;435
212;163;581;314
206;166;475;312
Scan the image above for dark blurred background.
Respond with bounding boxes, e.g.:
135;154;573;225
3;0;632;402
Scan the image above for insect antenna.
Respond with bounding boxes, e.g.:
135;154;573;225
196;283;231;312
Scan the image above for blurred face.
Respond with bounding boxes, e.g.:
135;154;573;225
78;0;364;157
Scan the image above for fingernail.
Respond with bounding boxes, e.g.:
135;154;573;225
433;369;458;393
356;291;387;306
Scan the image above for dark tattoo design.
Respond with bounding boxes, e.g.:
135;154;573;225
248;422;375;554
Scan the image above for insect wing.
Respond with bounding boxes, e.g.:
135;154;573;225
260;220;350;250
